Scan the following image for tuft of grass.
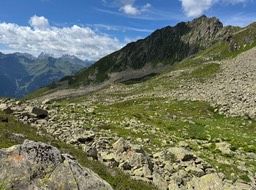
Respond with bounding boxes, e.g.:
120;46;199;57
189;63;220;79
0;183;5;190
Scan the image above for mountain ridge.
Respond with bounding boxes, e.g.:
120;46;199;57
31;15;255;99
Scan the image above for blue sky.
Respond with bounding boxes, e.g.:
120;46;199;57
0;0;255;60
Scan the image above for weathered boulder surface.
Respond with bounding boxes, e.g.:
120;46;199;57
0;140;113;190
28;106;48;119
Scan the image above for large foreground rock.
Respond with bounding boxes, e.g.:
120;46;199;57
0;140;113;190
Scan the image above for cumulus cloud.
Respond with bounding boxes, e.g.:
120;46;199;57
0;15;123;60
180;0;249;17
120;4;140;15
180;0;213;17
118;0;151;16
29;15;49;30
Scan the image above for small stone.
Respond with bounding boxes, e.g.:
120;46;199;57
0;104;13;114
0;117;8;123
29;107;48;119
185;165;205;177
113;137;130;153
42;99;51;105
133;167;144;177
186;173;224;190
153;172;168;190
168;147;196;161
119;161;132;170
216;142;232;155
85;146;98;160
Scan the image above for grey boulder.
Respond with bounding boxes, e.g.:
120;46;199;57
0;139;113;190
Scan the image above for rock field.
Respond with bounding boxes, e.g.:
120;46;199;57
1;47;256;189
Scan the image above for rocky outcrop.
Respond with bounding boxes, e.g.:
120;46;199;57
0;140;113;190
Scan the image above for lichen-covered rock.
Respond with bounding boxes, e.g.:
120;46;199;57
186;173;226;190
0;140;113;190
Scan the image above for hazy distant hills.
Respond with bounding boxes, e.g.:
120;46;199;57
0;52;93;98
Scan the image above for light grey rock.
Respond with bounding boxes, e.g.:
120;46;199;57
84;146;98;160
234;181;254;190
185;165;205;177
100;152;116;162
69;131;95;144
153;172;168;190
0;103;13;114
168;147;196;161
170;170;189;186
112;137;130;153
216;142;233;155
42;99;51;105
168;180;181;190
0;140;113;190
133;167;144;177
186;173;225;190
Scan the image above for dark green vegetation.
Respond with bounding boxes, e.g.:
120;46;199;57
0;110;156;190
0;52;90;98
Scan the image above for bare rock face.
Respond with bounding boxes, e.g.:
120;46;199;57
0;140;113;190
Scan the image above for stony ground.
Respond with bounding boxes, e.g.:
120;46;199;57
169;47;256;119
1;47;256;189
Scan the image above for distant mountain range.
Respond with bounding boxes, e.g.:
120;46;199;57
0;52;93;98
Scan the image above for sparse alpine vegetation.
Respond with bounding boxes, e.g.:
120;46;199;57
1;15;256;190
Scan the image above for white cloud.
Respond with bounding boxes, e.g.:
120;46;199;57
29;15;49;30
179;0;214;17
0;15;123;60
180;0;249;17
120;4;139;15
141;3;151;12
118;0;151;16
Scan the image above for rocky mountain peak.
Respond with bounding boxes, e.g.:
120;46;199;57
37;52;54;60
183;15;224;48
